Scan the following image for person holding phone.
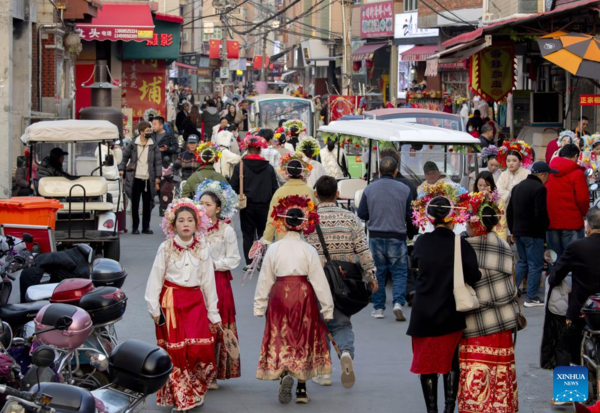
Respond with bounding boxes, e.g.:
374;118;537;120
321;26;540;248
145;198;221;411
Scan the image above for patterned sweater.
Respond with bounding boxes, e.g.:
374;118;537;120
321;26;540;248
305;202;376;283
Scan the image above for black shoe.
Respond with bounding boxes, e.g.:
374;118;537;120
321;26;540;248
420;374;439;413
132;229;140;235
278;374;294;404
142;229;154;235
443;370;459;413
295;386;310;404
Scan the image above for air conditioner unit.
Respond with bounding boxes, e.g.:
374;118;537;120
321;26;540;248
182;32;189;42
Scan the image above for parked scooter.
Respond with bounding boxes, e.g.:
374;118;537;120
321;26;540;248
160;156;182;213
581;295;600;404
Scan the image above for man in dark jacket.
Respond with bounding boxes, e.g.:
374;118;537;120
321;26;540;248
12;156;30;196
36;147;71;191
507;161;556;307
230;139;279;267
546;143;590;261
175;102;190;133
549;206;600;366
180;148;227;198
152;116;179;161
201;99;221;142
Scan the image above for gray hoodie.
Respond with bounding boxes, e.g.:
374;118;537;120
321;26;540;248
201;107;221;141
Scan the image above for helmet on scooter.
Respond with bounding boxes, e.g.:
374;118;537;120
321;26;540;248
581;294;600;330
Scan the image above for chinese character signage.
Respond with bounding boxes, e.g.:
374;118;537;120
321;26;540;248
76;27;153;42
122;17;182;63
121;60;166;120
579;94;600;106
361;1;394;38
394;12;438;39
470;44;516;103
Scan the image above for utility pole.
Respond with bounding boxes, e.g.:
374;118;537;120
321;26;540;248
260;33;267;81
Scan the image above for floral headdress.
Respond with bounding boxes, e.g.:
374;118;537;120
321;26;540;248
283;119;306;136
496;139;534;168
270;195;319;235
248;127;261;135
240;133;268;151
466;190;503;236
295;136;320;157
278;152;313;180
194;179;239;220
411;182;470;230
559;130;576;146
583;133;600;151
195;142;221;165
274;126;287;139
479;145;499;159
161;197;211;239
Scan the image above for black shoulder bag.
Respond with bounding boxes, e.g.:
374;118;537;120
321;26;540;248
315;224;372;316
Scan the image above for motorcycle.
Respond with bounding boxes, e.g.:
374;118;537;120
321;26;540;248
581;295;600;405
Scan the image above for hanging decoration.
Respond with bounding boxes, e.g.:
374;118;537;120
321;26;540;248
469;43;516;103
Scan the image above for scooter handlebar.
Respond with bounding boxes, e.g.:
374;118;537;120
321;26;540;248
0;384;36;402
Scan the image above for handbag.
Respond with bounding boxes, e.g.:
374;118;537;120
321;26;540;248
511;263;528;331
453;235;480;312
316;224;371;316
237;160;247;210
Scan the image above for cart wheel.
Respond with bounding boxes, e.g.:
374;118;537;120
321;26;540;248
104;239;120;261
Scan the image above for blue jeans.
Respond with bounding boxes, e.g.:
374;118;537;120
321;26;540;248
370;238;408;309
547;229;585;262
326;308;355;359
515;236;545;299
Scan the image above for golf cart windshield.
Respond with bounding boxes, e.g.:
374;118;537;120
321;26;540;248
257;99;313;132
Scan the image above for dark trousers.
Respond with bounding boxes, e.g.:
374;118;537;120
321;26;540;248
131;178;152;231
240;203;269;264
556;317;585;366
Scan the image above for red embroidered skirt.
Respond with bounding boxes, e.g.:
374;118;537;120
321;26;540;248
155;280;216;411
411;330;463;375
256;276;332;381
458;330;518;413
213;270;240;380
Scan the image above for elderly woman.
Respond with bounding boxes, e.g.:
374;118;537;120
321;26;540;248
458;190;518;413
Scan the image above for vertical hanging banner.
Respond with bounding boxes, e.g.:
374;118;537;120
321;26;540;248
470;44;516;102
209;39;222;59
121;59;166;121
227;40;240;59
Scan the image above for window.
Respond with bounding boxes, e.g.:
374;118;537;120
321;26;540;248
202;28;222;42
404;0;418;11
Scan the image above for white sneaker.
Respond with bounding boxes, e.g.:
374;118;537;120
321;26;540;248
311;374;332;386
340;351;355;389
371;309;384;319
393;303;406;321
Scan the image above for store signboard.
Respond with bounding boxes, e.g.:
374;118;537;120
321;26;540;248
121;60;167;120
394;12;438;39
361;1;394;38
579;94;600;106
470;44;516;103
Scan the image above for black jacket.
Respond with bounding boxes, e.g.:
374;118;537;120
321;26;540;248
408;227;481;337
181;118;199;141
201;107;221;141
176;110;188;132
507;175;550;239
549;233;600;320
154;131;179;160
230;157;278;206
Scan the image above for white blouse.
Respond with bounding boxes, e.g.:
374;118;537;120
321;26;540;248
145;235;221;324
205;221;241;272
497;167;530;206
306;159;328;189
254;231;334;319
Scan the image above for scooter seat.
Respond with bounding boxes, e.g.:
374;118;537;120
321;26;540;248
25;283;59;302
31;382;96;413
0;300;49;329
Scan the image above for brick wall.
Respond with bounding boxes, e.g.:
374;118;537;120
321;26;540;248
419;0;483;17
41;34;56;99
32;27;38;110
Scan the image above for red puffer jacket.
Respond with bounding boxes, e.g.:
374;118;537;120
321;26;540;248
546;157;590;230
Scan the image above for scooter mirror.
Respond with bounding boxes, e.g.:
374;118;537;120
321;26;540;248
53;316;73;331
90;353;109;372
32;346;56;368
21;233;33;244
591;183;599;191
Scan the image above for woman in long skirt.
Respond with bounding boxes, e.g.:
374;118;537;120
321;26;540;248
196;180;242;387
460;190;518;413
254;195;334;405
145;198;220;412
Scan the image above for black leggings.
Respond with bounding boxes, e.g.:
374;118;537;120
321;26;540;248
240;204;269;264
131;178;152;231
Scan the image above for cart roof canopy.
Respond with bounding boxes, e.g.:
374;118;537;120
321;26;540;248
246;94;312;103
319;120;480;145
21;120;119;144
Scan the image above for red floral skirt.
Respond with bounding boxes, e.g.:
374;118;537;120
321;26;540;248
256;276;332;381
458;330;518;413
213;270;240;380
411;330;463;375
155;280;216;411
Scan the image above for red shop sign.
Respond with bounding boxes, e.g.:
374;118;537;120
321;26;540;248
121;60;166;120
360;1;394;38
580;94;600;106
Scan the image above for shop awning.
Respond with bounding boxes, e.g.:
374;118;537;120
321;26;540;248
76;2;155;42
401;45;438;62
176;62;198;71
443;0;600;49
155;13;184;24
425;36;491;76
352;42;387;61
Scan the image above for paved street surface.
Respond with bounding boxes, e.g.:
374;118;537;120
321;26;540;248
116;212;564;413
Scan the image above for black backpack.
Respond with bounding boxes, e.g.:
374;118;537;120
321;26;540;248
315;224;372;316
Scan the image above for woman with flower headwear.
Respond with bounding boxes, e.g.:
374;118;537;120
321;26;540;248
283;119;306;149
263;153;316;245
145;198;220;411
296;136;328;188
230;134;279;267
195;180;241;387
408;182;481;413
496;140;532;206
181;142;227;198
254;195;333;405
549;130;576;163
274;127;294;154
458;190;518;413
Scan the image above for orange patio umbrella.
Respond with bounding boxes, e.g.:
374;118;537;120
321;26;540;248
538;31;600;79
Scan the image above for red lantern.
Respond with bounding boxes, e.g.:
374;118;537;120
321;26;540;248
353;61;362;71
365;59;374;69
